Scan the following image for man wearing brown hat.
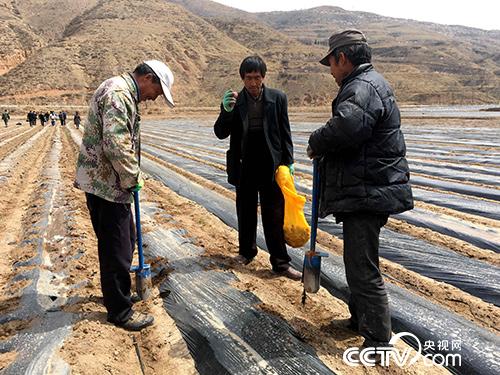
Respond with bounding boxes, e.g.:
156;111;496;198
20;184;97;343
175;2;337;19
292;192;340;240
307;30;413;350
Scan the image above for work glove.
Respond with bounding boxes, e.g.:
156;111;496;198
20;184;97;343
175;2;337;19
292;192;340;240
131;178;145;192
288;163;295;176
222;89;238;112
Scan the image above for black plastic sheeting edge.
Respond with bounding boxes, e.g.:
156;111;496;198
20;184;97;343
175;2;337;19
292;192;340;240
293;181;499;255
144;131;500;202
395;211;499;253
410;189;499;221
143;138;500;225
315;220;500;307
142;156;500;375
145;227;335;375
143;145;500;307
410;176;500;201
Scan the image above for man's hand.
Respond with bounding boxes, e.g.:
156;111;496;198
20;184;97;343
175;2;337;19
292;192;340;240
222;89;238;112
288;163;295;176
131;178;144;192
307;145;318;159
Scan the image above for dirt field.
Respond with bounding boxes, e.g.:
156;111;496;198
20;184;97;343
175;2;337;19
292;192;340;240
0;114;498;374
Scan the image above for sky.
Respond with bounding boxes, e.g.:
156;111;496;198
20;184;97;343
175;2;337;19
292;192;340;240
211;0;499;30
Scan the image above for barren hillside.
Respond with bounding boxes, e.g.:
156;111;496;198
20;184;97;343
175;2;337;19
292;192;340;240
0;0;44;75
14;0;99;41
0;0;499;107
257;6;500;103
0;0;252;106
204;18;336;106
174;0;500;104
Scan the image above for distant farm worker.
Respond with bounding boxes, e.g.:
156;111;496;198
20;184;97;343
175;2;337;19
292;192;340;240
50;111;57;126
28;111;37;126
214;55;301;280
74;60;175;331
73;111;81;129
39;112;46;126
2;110;10;127
307;30;413;351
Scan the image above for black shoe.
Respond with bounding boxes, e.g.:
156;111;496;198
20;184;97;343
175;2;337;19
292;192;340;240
272;267;302;280
233;254;254;265
331;318;359;332
112;311;154;331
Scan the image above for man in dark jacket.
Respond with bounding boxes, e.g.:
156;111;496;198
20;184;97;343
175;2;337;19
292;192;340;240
2;110;10;127
214;55;301;280
27;111;36;126
39;112;46;126
307;30;413;349
73;111;81;129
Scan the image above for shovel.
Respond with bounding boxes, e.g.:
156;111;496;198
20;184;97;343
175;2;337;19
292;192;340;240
302;158;328;303
131;190;152;301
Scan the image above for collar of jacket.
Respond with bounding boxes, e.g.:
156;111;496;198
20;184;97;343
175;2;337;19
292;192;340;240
121;73;140;104
233;84;275;156
235;84;275;109
341;63;373;86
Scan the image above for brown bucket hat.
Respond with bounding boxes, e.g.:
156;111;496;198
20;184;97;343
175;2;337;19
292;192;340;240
319;29;368;66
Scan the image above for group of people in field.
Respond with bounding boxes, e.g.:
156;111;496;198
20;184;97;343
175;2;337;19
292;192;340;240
74;29;414;356
26;110;82;128
1;109;81;128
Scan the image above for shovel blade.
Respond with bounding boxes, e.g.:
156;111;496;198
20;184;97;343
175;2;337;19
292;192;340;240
302;251;328;293
134;264;152;301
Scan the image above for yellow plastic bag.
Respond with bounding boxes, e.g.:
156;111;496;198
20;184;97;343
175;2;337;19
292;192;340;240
275;166;311;248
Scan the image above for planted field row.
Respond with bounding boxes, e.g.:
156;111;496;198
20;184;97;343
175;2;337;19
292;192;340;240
141;122;500;253
142;142;500;307
1;118;497;375
141;148;499;375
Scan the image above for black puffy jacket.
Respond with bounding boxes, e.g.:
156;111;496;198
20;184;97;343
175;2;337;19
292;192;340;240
214;86;293;186
308;63;413;218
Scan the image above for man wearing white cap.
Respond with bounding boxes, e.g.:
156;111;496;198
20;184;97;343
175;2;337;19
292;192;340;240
75;60;174;331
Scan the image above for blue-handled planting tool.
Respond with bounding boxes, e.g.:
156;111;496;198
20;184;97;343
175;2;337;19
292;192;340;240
302;158;328;304
131;190;152;301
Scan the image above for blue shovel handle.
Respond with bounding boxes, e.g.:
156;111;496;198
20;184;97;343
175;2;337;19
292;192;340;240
134;191;144;270
310;159;320;253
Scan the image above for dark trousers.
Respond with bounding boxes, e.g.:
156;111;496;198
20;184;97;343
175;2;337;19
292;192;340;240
236;180;291;272
86;193;135;322
341;212;391;346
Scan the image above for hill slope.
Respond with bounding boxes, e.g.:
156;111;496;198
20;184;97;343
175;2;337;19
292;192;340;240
0;0;499;107
167;0;500;104
258;6;500;103
0;0;45;75
14;0;99;41
0;0;252;106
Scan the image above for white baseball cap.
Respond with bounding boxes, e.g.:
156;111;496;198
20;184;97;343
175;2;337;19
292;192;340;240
144;60;175;108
